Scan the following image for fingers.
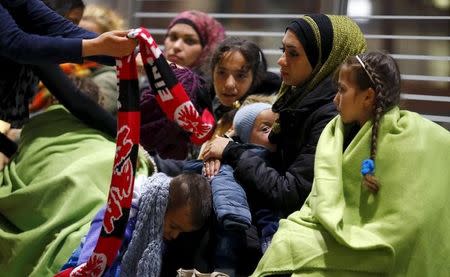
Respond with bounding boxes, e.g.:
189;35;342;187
203;160;213;178
203;159;220;179
213;159;221;174
110;30;131;37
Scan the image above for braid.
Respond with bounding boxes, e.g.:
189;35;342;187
363;61;384;161
345;52;402;193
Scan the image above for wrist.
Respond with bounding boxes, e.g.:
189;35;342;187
82;38;98;57
0;120;10;134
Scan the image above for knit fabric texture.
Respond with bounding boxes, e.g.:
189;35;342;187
233;103;272;143
272;14;367;116
167;10;225;69
120;172;171;277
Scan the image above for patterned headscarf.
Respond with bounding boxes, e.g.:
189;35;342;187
273;14;367;112
166;10;225;69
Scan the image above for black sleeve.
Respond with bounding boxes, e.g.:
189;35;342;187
230;106;336;215
33;64;117;138
0;132;18;158
0;0;115;65
222;141;256;167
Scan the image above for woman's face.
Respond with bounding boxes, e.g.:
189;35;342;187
164;23;203;67
249;109;278;152
277;30;313;87
334;65;374;126
213;51;253;107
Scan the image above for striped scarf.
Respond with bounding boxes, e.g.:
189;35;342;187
55;27;214;277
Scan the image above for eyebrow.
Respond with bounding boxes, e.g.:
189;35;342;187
257;120;274;126
216;66;250;73
284;44;297;49
168;31;198;38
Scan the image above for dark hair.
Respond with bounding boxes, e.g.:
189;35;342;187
43;0;85;17
69;75;100;104
339;51;401;162
210;37;268;101
167;172;211;228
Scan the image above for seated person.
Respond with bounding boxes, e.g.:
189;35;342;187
252;52;450;276
62;172;212;277
0;77;152;276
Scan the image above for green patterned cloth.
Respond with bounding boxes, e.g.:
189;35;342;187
273;15;366;116
0;105;152;276
252;108;450;276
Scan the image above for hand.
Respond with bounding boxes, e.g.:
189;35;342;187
203;136;230;160
82;30;137;58
135;52;145;75
0;121;14;171
203;159;221;179
6;128;21;143
0;152;9;171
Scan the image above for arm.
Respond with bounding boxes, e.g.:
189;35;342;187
0;3;83;64
229;145;315;216
33;64;117;138
0;1;133;64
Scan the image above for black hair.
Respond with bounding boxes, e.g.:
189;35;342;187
68;75;100;104
210;37;268;101
167;172;211;229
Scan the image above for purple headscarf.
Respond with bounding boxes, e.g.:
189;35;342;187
140;65;206;159
167;10;225;69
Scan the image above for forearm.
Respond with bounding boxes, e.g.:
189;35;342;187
0;2;115;65
33;64;117;138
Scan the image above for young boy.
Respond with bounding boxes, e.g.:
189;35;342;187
61;172;212;277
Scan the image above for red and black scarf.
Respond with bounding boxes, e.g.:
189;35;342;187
56;28;214;277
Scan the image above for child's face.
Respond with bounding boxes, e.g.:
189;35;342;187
163;205;196;240
334;66;374;126
249;109;278;152
213;51;254;107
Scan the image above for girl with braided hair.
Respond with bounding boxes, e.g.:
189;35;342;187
334;51;402;193
250;51;450;276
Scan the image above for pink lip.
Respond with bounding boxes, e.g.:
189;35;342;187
167;55;181;63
